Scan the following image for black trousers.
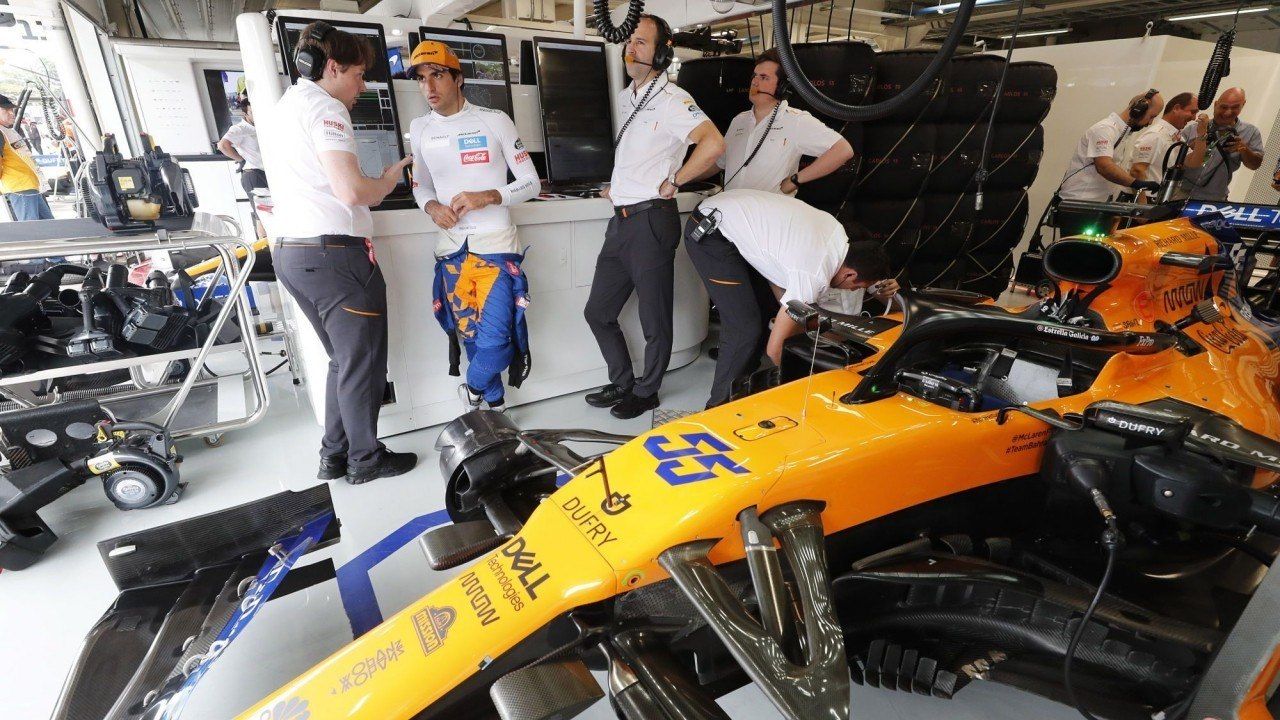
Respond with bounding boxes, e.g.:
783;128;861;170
240;169;269;195
584;204;680;398
685;223;779;407
275;240;389;469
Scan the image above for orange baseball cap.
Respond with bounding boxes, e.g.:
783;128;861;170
408;41;462;75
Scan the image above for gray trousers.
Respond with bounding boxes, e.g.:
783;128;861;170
275;240;388;469
584;204;680;398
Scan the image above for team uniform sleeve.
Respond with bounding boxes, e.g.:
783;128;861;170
662;90;711;142
795;112;845;157
220;124;243;148
495;114;540;206
309;101;358;155
1083;123;1117;160
408;119;438;211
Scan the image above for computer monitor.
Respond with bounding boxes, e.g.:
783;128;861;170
387;46;407;79
275;16;411;204
415;27;514;118
532;37;613;186
201;69;246;142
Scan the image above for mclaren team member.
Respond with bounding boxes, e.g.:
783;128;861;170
585;13;725;419
407;41;539;414
217;95;268;237
1178;87;1265;202
265;21;416;485
1058;90;1164;202
711;49;854;194
687;189;896;409
1128;92;1208;198
0;94;53;221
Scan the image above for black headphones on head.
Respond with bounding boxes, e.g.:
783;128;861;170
294;21;335;81
1129;88;1158;121
647;14;675;71
770;66;790;101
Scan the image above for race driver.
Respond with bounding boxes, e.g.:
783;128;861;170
408;41;540;413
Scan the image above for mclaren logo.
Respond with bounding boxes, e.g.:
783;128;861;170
411;605;457;657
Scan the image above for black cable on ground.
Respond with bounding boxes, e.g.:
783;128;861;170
1063;519;1121;720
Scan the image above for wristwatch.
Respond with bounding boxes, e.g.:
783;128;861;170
667;171;681;189
790;173;803;186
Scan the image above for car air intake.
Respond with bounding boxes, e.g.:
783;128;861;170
1042;239;1122;285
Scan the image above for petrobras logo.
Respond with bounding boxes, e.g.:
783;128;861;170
461;150;490;165
458;136;488;150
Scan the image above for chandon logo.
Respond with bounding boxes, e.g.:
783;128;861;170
501;537;550;601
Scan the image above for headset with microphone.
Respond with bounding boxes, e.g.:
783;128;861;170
1126;88;1158;130
294;21;335;81
624;14;674;71
758;65;790;101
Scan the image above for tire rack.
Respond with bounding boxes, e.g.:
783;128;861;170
0;213;270;441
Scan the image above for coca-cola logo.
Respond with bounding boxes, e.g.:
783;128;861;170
461;150;489;165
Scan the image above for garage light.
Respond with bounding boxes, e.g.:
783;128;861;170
920;0;1007;15
1000;27;1070;38
1168;6;1271;22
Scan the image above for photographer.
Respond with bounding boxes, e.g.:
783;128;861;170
1179;88;1264;202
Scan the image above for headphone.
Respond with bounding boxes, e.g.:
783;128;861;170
294;21;335;81
1128;88;1158;122
762;63;790;101
647;14;675;71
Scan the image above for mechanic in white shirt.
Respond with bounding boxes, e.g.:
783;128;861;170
264;21;416;486
584;13;725;420
408;41;540;414
705;48;854;194
1129;92;1208;199
217;95;268;236
1058;90;1164;202
687;189;898;408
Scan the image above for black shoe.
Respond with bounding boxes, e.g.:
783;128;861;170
347;450;418;485
586;384;631;408
708;346;720;360
610;392;659;419
317;454;347;480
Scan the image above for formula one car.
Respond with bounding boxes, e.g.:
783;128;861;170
57;199;1280;720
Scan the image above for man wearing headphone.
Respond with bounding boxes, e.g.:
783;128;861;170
710;49;855;195
265;21;416;485
1058;90;1164;203
584;13;725;419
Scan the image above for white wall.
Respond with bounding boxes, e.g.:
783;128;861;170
1004;35;1280;253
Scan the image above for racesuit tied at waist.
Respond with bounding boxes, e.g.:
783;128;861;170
432;244;532;395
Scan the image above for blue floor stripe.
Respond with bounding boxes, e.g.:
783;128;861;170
335;509;452;636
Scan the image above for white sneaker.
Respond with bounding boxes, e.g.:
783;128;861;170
458;384;483;413
487;399;507;413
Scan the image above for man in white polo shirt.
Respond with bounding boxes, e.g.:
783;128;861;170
583;13;725;419
714;48;855;195
408;41;540;414
1058;90;1164;202
266;21;415;485
687;189;897;408
1129;91;1208;199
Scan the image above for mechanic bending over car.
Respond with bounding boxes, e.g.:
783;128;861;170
264;21;416;485
690;48;855;195
408;41;539;415
1127;92;1208;201
1058;89;1165;202
686;189;896;409
584;13;725;420
217;94;268;238
1178;87;1266;202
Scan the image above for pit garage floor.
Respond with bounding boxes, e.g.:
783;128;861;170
1;336;1081;720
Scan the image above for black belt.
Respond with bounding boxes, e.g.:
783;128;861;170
615;198;676;219
276;234;366;248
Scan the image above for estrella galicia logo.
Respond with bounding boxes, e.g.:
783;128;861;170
458;136;488;150
411;605;457;657
643;432;749;486
501;537;550;600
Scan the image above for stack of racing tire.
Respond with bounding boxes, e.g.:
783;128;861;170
844;52;1056;297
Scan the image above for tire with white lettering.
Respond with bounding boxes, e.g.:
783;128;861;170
676;56;755;134
997;62;1058;123
945;55;1006;124
785;41;877;130
871;50;952;122
843;198;924;270
857;123;937;199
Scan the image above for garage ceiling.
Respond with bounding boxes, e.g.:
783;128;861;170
65;0;385;41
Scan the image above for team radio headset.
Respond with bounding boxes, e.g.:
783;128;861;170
294;21;336;81
723;65;793;190
615;16;678;187
1054;88;1159;191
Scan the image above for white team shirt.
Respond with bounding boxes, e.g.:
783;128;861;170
1059;112;1132;201
697;189;848;306
1130;118;1180;189
609;77;709;206
263;78;373;239
409;102;540;255
719;100;844;193
221;120;263;170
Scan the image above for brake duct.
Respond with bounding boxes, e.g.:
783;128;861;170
658;501;850;720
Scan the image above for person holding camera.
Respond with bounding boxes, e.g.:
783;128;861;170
1178;88;1264;202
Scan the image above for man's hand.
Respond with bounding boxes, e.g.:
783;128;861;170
1130;179;1161;193
658;179;678;200
1196;113;1210;134
779;177;798;195
869;279;900;301
425;200;459;229
599;184;612;201
382;156;412;189
450;190;499;218
1222;135;1244;154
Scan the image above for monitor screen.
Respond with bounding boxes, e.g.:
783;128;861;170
201;69;246;142
275;17;410;199
416;27;513;118
533;38;613;186
387;46;407;79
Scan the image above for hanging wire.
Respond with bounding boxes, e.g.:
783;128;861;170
847;0;856;40
749;15;758;57
806;1;816;41
825;0;835;41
